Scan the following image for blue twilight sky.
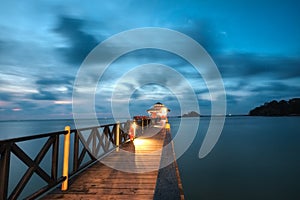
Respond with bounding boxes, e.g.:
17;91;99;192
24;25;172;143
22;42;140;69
0;0;300;120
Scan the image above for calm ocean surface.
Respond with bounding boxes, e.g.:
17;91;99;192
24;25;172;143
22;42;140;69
172;116;300;200
0;116;299;199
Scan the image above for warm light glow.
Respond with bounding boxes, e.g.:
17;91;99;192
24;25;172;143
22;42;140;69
161;107;167;115
132;122;137;129
133;138;155;151
133;139;145;146
12;108;22;111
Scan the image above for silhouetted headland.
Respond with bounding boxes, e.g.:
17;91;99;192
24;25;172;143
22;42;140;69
249;98;300;116
182;111;200;117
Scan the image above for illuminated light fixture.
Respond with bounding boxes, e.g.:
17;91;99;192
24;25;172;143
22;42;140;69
132;121;137;129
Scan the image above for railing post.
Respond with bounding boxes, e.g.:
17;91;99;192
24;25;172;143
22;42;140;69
92;128;96;156
0;143;11;200
73;130;79;172
165;118;171;132
116;121;120;152
142;119;144;134
61;126;70;191
51;135;59;180
133;120;136;139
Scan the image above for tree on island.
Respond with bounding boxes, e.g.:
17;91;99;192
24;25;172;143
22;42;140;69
249;98;300;116
182;111;200;117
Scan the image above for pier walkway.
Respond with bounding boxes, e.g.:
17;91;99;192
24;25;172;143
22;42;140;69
43;127;184;200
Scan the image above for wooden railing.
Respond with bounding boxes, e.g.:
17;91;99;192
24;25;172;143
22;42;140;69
0;119;150;200
0;130;64;200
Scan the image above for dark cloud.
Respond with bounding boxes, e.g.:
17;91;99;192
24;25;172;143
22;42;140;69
198;98;211;111
54;16;99;65
251;82;300;98
0;40;18;65
122;82;136;91
226;94;240;104
224;79;249;92
35;75;74;96
177;19;223;54
0;92;12;101
0;39;15;56
130;91;142;99
193;87;209;95
0;40;5;52
163;95;177;102
216;53;300;79
34;76;73;99
30;90;58;101
36;75;73;86
15;101;38;109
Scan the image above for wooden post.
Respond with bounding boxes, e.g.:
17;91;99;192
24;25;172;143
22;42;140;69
62;126;70;191
165;118;171;132
116;121;120;152
73;131;79;172
142;119;144;134
133;120;136;139
51;135;59;180
0;144;10;200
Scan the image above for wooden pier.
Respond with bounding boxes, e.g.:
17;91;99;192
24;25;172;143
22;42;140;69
43;127;184;200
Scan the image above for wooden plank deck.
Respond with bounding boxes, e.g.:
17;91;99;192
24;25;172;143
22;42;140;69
43;127;184;200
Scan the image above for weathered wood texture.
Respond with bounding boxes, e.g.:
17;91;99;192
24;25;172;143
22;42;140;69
43;127;183;200
154;129;184;200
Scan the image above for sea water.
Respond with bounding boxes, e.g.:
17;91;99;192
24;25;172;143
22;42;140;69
169;116;300;200
0;116;299;199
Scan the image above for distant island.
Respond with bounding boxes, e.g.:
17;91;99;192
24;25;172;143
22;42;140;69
182;111;200;117
249;98;300;116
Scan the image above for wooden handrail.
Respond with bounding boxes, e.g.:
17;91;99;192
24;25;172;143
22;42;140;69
0;119;150;200
0;130;67;144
